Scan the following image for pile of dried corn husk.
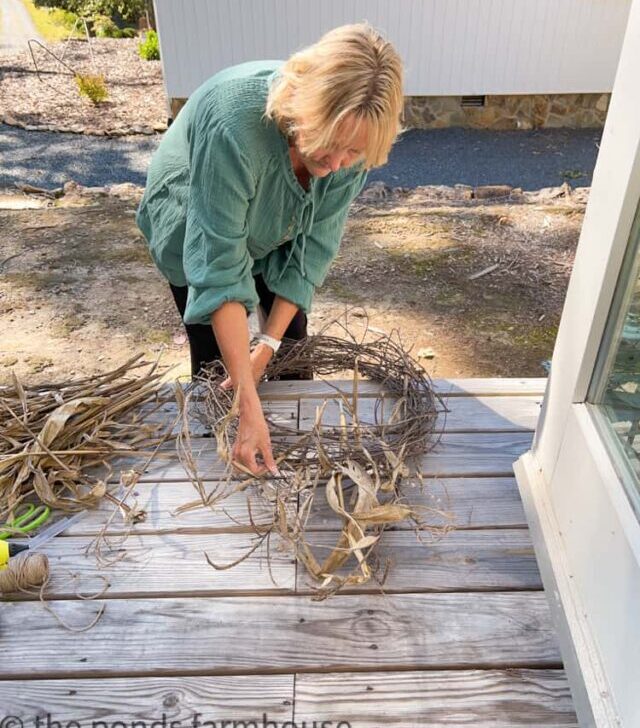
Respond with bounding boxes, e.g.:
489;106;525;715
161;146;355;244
0;354;175;523
177;321;451;599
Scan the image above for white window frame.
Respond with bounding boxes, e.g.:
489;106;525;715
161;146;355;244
514;1;640;725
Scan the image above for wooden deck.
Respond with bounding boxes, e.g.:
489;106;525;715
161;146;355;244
0;377;580;727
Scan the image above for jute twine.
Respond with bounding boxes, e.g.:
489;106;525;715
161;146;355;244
0;552;108;632
0;553;50;594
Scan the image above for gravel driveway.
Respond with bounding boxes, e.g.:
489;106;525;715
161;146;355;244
0;123;602;190
0;0;42;54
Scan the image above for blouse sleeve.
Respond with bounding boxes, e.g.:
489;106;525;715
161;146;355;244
181;121;259;325
260;165;368;313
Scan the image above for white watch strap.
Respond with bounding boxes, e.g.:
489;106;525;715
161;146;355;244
256;333;281;353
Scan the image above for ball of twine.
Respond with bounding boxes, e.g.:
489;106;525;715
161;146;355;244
0;553;49;594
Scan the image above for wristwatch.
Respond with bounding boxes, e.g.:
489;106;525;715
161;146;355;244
254;333;281;353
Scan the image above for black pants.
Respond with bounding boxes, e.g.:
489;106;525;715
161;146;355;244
169;273;310;379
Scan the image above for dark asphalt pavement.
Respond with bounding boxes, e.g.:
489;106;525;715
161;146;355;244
367;126;602;189
0;123;602;190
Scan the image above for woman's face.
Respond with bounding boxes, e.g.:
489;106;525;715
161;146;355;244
295;115;367;177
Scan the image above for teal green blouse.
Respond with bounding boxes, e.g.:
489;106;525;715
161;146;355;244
136;60;368;326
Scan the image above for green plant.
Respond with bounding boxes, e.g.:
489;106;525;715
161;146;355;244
91;13;119;36
138;28;159;60
560;169;585;180
75;73;108;104
21;1;82;42
49;7;79;28
35;0;147;23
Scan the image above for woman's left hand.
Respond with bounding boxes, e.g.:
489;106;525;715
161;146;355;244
221;342;273;390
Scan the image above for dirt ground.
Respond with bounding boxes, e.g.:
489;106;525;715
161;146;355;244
0;181;587;386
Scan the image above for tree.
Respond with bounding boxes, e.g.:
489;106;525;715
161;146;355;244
35;0;149;24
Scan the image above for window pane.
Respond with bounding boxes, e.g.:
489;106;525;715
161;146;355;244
590;201;640;513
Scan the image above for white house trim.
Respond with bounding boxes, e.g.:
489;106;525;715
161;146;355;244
516;1;640;724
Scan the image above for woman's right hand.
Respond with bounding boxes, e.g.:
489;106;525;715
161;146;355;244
232;388;279;477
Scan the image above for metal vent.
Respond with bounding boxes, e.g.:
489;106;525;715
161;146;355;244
461;95;486;107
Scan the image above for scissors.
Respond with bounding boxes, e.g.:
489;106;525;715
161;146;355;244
0;503;51;540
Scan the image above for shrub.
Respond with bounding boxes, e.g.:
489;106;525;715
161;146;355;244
49;7;79;30
138;29;159;60
75;73;108;104
35;0;147;24
92;13;120;36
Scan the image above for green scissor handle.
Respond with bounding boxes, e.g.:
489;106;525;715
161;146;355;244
0;503;51;540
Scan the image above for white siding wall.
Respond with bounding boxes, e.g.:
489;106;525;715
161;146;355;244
154;0;631;99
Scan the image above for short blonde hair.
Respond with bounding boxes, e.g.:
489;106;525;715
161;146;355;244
265;23;404;169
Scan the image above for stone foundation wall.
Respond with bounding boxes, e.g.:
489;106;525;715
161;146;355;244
403;93;610;130
171;93;610;130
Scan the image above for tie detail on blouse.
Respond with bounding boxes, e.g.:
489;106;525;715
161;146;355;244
278;195;316;281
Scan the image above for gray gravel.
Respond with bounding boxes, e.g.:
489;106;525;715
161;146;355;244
368;126;602;190
0;123;602;191
0;124;159;188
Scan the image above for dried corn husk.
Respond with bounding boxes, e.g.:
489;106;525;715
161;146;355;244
0;354;175;521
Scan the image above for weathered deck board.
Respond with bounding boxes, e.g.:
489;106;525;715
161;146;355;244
0;593;561;678
6;529;539;600
298;395;542;432
0;675;294;724
8;533;295;600
439;395;542;431
105;432;533;482
0;670;577;727
142;397;299;435
306;476;527;531
256;378;547;399
420;432;533;476
296;529;541;592
61;476;527;537
145;391;541;437
56;482;285;535
294;669;578;727
0;377;576;725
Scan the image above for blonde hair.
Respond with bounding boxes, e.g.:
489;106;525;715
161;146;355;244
264;23;404;169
